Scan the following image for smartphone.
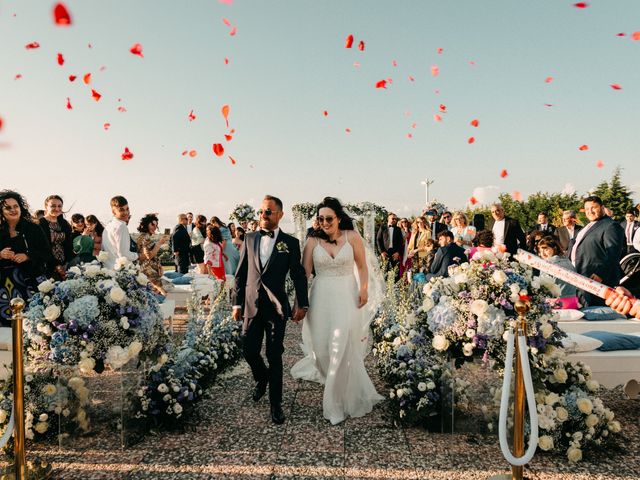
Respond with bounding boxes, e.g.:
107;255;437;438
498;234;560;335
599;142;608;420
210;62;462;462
164;228;171;235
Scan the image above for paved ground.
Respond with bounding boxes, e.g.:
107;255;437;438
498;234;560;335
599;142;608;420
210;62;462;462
3;316;639;479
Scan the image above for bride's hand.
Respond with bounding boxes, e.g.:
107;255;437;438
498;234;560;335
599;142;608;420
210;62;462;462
358;288;368;308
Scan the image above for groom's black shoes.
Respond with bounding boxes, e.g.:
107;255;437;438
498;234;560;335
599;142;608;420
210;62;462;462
271;403;285;424
252;381;268;402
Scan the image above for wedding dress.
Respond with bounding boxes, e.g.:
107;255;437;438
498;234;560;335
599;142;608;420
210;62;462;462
291;232;384;424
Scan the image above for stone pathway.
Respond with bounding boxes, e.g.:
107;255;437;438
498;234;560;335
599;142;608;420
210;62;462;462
5;319;640;479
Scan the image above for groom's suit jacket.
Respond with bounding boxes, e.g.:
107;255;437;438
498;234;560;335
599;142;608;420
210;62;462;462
233;230;309;326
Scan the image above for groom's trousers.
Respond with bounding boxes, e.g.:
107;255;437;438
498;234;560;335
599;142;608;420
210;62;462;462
242;291;287;405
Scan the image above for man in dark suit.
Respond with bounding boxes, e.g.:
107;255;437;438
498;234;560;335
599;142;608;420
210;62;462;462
171;213;191;274
621;208;640;255
232;195;308;424
425;209;448;240
376;212;405;278
556;210;583;255
425;230;468;281
489;203;526;256
533;212;558;238
572;196;626;307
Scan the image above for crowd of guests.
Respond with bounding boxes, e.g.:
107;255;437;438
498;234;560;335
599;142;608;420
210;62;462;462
375;197;640;312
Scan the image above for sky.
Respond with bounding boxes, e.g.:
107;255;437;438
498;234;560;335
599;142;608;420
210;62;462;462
1;0;639;231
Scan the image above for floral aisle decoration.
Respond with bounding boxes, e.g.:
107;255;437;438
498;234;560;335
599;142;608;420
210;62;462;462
23;256;170;374
373;249;621;462
291;202;317;220
132;285;242;429
229;203;256;223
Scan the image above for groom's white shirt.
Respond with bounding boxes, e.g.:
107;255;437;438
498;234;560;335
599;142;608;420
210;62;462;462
259;227;280;266
103;217;138;269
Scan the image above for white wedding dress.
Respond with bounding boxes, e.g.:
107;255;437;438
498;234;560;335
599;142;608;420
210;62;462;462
291;233;384;425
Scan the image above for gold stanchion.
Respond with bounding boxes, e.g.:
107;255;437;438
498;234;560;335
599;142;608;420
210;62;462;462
0;298;52;480
489;300;531;480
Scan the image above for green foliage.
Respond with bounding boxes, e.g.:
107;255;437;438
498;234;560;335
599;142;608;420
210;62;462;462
591;167;635;220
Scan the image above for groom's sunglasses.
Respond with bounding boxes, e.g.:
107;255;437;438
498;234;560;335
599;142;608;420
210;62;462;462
257;209;273;216
317;216;335;224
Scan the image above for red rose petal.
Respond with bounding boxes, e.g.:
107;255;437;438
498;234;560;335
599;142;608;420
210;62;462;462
611;84;622;90
439;104;446;112
500;169;508;178
544;103;554;107
83;73;91;84
545;76;553;83
53;3;72;26
117;106;127;113
189;150;197;157
323;110;328;117
433;114;442;122
345;128;351;133
578;144;589;151
121;147;134;161
130;43;144;58
574;2;588;8
470;119;479;127
229;26;237;36
66;98;72;110
408;75;415;82
224;134;233;141
616;33;626;37
375;80;387;89
57;53;65;66
14;74;22;80
103;123;110;130
596;160;604;168
469;196;478;205
91;89;102;102
406;133;413;139
468;136;475;144
221;104;230;127
229;156;237;165
222;18;231;27
181;150;188;156
224;57;229;65
358;41;365;51
431;65;439;77
632;32;640;41
392;60;398;67
345;34;354;48
0;117;3;131
437;47;444;54
25;42;40;49
353;61;361;68
68;75;76;82
411;123;417;128
213;143;224;157
188;110;196;122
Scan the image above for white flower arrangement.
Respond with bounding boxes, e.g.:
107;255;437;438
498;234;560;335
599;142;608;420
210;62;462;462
229;203;256;222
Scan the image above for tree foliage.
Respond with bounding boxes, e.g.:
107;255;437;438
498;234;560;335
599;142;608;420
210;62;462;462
591;167;635;219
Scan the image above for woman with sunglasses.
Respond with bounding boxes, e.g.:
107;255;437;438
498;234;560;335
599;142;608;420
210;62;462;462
0;190;49;326
291;197;383;425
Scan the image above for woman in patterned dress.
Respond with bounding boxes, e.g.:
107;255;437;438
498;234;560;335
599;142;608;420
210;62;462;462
136;214;168;296
38;195;74;280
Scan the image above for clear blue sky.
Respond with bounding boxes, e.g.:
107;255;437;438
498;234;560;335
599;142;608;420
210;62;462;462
1;0;639;229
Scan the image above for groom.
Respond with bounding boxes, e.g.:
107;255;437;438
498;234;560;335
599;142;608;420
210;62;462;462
232;195;309;424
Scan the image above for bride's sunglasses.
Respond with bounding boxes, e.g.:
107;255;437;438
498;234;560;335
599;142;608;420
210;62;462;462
317;216;335;224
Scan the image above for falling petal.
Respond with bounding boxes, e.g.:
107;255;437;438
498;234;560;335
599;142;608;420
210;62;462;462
469;196;478;205
189;150;197;157
406;133;413;139
25;42;40;49
224;57;229;65
632;32;640;41
433;114;442;122
229;26;237;36
83;73;91;84
544;103;553;107
345;128;351;133
392;60;397;67
181;150;188;156
103;123;110;130
345;34;354;48
469;60;476;66
545;76;553;83
229;156;237;165
578;144;589;151
437;47;444;54
411;123;417;128
617;33;626;37
87;43;92;49
375;79;387;89
573;2;588;8
439;104;446;112
408;75;415;81
66;98;72;110
213;143;224;156
224;134;233;141
596;160;604;168
323;110;328;117
470;119;479;127
468;136;475;144
91;89;102;102
14;74;22;80
512;191;523;202
222;18;231;26
610;84;622;90
121;147;134;161
0;117;3;131
99;65;107;72
431;65;439;77
358;41;365;51
219;0;234;4
221;104;230;127
57;53;65;66
53;3;72;26
130;43;144;58
117;106;127;113
188;110;196;122
500;169;508;178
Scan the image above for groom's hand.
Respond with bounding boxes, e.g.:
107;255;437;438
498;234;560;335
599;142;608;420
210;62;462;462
232;306;242;321
292;307;306;323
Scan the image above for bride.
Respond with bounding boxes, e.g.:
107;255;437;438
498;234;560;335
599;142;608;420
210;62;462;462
291;197;383;424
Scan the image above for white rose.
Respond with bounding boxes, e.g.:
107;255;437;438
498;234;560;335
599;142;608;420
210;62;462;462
417;382;427;392
553;368;568;383
556;406;569;422
396;389;404;398
576;398;593;414
465;329;476;338
586;380;599;392
114;257;129;271
106;345;129;369
540;323;553;339
78;357;96;373
470;299;488;316
492;270;507;285
509;284;520;295
173;403;183;415
97;250;110;263
157;383;169;393
604;410;615;421
545;392;560;406
109;287;126;304
426;381;436;390
34;422;49;434
120;317;130;330
585;414;599;428
68;266;81;276
453;273;468;285
38;413;48;422
608;420;621;433
567;446;582;463
62;409;70;417
538;435;554;451
136;273;149;285
84;264;101;277
432;335;450;352
42;384;57;396
163;394;172;402
128;340;143;358
38;279;55;293
463;342;474;357
43;304;61;322
421;296;435;312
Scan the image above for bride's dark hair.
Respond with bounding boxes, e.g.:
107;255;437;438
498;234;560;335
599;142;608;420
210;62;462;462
310;197;354;241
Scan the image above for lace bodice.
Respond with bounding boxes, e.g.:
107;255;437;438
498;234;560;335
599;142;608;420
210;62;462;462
312;240;354;277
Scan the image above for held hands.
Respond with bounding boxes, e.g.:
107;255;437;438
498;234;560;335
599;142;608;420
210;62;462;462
292;307;307;323
358;288;368;308
232;307;242;321
605;286;640;318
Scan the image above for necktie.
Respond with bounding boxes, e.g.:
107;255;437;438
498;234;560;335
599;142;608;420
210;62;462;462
260;229;274;238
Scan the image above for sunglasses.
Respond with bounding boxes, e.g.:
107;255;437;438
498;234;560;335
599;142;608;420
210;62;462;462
257;208;275;217
317;215;336;224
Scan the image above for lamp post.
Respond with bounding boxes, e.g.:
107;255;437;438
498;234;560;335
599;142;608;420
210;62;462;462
421;178;434;205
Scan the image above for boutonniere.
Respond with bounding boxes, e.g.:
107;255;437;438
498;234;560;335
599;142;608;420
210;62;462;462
276;241;289;253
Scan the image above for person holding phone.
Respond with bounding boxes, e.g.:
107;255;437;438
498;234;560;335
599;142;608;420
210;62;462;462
136;213;168;296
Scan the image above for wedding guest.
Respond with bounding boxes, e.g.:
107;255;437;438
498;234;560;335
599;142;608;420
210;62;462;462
204;224;226;280
190;215;207;274
376;212;404;279
186;212;194;235
537;236;577;302
489;203;526;256
136;213;167;296
33;210;45;221
398;218;411;277
248;220;259;232
228;222;237;239
240;220;249;230
425;209;448;239
68;235;95;268
556;210;582;255
571;196;625;307
526;230;545;254
70;213;85;240
210;216;240;276
102;196;138;269
39;194;74;279
233;227;245;250
441;211;453;230
0;190;49;326
84;215;104;257
407;216;432;273
425;230;467;280
468;230;494;259
533;212;557;238
621;208;640;255
171;213;191;274
450;211;476;253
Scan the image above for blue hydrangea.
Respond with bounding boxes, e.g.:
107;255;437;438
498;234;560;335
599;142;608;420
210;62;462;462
63;295;100;328
396;344;413;359
426;303;457;333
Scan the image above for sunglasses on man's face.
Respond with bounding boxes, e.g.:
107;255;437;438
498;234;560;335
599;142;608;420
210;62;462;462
317;216;336;224
257;208;275;217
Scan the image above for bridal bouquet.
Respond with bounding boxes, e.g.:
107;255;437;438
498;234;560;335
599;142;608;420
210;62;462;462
24;257;169;374
229;203;256;222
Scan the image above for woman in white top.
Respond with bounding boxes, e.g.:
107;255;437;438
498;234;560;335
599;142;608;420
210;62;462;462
191;215;207;273
451;211;476;253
